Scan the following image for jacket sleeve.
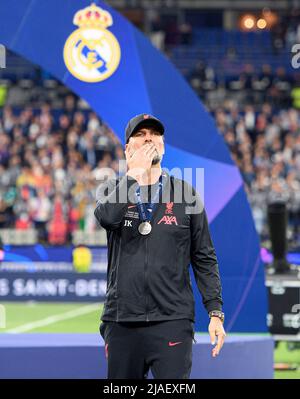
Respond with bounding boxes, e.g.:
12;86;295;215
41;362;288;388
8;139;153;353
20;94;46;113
189;190;223;314
94;175;138;231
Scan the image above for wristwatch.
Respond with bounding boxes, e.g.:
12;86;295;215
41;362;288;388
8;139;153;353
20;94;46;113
209;310;225;324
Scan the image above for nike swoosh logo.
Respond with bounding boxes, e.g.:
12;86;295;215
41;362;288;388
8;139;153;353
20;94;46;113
127;205;136;209
168;341;182;347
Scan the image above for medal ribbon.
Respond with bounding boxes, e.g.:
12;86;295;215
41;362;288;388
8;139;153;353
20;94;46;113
135;174;164;223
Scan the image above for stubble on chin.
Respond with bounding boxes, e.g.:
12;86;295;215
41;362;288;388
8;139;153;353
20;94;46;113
151;150;162;165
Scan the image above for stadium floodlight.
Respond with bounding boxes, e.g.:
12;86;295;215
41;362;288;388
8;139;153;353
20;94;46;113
257;18;267;29
240;14;256;30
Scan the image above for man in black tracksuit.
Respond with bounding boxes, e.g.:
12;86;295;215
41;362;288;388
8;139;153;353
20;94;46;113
95;114;225;379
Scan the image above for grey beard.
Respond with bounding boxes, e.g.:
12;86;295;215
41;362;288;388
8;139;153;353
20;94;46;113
152;151;162;165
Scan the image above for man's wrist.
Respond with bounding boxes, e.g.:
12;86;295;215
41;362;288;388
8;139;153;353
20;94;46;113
126;169;143;182
126;168;149;185
209;310;225;324
126;170;139;180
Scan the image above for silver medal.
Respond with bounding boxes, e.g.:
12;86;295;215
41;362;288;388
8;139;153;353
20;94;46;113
138;221;152;235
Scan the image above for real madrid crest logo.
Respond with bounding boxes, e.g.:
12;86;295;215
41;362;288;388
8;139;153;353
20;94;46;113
63;3;121;83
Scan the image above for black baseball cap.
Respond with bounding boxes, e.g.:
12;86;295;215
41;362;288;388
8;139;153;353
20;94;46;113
125;113;164;143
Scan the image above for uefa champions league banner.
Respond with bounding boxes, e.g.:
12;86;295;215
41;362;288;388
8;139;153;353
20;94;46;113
0;0;267;331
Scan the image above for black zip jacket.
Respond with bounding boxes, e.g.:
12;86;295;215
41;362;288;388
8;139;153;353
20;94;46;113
94;170;223;322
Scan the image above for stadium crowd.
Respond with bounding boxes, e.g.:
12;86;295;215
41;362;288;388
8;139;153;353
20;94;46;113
214;101;300;244
0;96;125;244
1;89;300;245
188;62;298;110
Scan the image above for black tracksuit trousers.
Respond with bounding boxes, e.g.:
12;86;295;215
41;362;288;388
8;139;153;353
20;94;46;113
100;319;194;379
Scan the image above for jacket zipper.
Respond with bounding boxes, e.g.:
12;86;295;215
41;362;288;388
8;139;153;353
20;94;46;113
145;235;149;322
115;239;121;322
116;264;119;322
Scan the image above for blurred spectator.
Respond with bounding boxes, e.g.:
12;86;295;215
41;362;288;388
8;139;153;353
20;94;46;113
0;197;9;228
189;60;216;95
269;67;293;108
271;18;286;54
28;189;52;242
149;13;165;51
48;194;68;245
15;212;32;230
179;22;192;45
